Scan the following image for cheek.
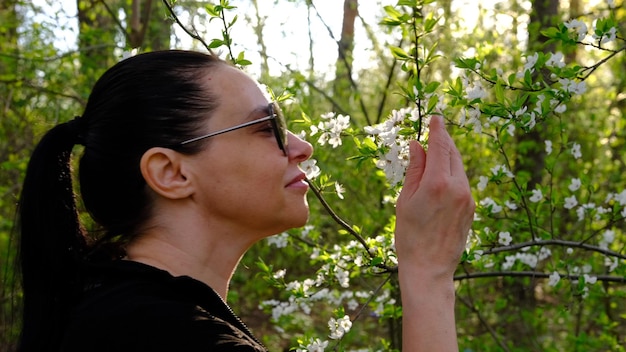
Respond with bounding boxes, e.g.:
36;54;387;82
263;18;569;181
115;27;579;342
223;155;283;192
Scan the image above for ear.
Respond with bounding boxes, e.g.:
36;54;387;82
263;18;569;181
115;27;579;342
140;147;193;199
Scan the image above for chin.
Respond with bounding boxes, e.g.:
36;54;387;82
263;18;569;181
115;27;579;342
280;207;310;233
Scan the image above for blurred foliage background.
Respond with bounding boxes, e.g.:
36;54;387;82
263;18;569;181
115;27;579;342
1;0;625;351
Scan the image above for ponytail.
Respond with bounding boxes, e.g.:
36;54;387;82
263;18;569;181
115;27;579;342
16;50;225;351
17;117;86;351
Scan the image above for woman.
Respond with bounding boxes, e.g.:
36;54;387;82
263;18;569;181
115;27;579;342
17;50;474;351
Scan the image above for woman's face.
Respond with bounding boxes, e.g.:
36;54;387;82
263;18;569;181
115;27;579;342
184;64;314;240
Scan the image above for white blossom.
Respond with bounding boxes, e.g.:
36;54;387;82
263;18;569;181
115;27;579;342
375;142;410;186
554;103;567;113
564;195;578;209
571;142;582;159
310;112;350;148
477;176;489;191
518;52;539;77
605;257;618;272
545;140;553;155
328;315;352;340
518;252;538;268
505;200;518;210
564;19;588;41
529;189;543;203
491;164;514;178
498;231;512;246
120;48;139;60
365;108;428;186
347;299;359;311
502;255;516;270
301;159;321;179
614;190;626;206
466;82;488;100
335;267;350;288
538;247;552;261
267;232;289;248
548;271;561;287
460;106;482;134
334;182;345;200
559;78;587;95
583;274;597;285
593;26;617;44
576;203;596;221
546;52;565;68
507;123;515;136
263;299;299;321
599;229;615;249
480;197;502;213
273;269;286;279
298;338;328;352
569;178;582;192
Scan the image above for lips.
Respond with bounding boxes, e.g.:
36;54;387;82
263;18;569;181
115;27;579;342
286;173;307;188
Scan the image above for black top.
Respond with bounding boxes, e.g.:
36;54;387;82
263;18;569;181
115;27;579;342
60;260;267;351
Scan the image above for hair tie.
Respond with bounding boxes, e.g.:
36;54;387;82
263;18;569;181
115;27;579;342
67;115;85;146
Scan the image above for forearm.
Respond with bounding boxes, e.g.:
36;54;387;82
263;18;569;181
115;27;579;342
399;268;459;352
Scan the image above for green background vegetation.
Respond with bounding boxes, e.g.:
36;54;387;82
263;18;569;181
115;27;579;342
1;0;625;351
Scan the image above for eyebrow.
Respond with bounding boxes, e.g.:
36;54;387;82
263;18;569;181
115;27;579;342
241;104;272;123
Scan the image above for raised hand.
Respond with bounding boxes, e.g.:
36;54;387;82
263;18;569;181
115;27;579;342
394;114;475;351
395;114;475;279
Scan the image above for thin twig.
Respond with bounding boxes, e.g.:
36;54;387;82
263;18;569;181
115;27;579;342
479;238;626;260
161;0;213;53
455;270;626;283
305;178;395;272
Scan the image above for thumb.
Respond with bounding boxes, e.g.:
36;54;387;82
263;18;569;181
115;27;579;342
400;140;426;196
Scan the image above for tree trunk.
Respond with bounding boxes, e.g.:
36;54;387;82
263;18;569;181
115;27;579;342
504;0;559;349
250;0;269;81
146;0;171;50
332;0;358;100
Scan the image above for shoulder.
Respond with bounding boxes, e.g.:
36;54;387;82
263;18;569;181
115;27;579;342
60;260;266;352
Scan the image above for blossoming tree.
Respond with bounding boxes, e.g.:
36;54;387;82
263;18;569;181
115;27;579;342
188;0;626;350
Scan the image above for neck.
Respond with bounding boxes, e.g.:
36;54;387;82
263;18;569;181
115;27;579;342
125;225;252;299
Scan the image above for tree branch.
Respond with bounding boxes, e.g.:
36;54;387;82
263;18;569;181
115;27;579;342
305;178;395;272
161;0;213;53
479;238;626;260
455;270;626;283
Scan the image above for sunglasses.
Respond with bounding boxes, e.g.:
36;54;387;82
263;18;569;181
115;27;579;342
178;102;289;156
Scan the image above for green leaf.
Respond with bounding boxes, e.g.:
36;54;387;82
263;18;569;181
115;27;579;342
424;13;437;32
508;73;517;86
495;80;504;102
424;81;440;94
383;5;402;19
236;59;252;66
208;39;224;48
389;46;412;60
205;4;219;17
371;256;383;267
228;15;238;28
427;94;439;111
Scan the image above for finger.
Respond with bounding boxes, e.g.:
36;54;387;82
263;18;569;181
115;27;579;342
424;114;452;176
401;140;426;196
449;139;466;178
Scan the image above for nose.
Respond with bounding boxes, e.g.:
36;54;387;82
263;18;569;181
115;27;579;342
287;132;313;163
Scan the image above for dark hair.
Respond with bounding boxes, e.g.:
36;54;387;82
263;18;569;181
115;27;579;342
16;50;225;351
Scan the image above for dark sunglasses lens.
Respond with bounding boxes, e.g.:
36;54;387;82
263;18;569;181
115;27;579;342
271;103;288;154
